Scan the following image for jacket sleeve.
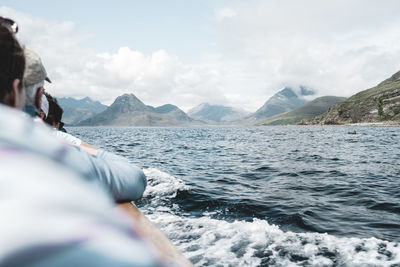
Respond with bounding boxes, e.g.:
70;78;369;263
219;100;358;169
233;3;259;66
0;150;162;267
90;149;147;202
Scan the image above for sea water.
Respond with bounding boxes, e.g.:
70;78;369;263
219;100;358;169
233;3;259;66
69;126;400;266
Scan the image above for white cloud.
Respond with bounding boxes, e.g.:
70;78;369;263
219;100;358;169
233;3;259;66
214;0;400;104
83;48;233;109
215;8;237;22
2;1;400;113
1;6;233;111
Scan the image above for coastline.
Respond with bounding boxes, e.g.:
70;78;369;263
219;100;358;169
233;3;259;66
296;120;400;127
343;121;400;127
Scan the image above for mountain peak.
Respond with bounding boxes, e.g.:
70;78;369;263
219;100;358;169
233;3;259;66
78;93;193;126
155;104;179;114
110;93;149;112
279;87;298;98
300;86;315;96
115;93;141;102
251;86;314;120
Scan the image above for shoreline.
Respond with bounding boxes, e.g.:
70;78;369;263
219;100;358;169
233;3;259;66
298;121;400;127
343;121;400;127
66;121;400;127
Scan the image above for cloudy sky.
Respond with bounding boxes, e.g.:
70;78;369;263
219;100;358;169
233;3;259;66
1;0;400;112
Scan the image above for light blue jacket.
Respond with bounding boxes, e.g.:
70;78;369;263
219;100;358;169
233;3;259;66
92;148;147;201
0;104;163;266
21;104;147;202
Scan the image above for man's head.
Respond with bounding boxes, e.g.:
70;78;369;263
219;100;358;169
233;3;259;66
0;24;25;109
24;48;51;110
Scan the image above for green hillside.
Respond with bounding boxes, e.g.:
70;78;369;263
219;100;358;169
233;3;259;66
304;70;400;124
258;96;346;125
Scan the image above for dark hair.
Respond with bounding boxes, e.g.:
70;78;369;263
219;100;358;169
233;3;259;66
44;92;64;127
0;25;25;104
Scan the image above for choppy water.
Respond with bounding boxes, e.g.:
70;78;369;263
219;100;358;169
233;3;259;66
69;126;400;266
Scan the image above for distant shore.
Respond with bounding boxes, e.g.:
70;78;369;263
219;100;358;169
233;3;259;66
296;121;400;127
343;121;400;126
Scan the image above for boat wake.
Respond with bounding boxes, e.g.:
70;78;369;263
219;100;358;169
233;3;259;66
141;168;400;266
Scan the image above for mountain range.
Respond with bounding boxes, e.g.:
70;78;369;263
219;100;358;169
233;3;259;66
187;103;250;124
57;84;362;126
78;94;193;126
75;87;319;126
58;97;107;125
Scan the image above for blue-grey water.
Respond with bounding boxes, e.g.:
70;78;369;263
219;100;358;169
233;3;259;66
69;126;400;266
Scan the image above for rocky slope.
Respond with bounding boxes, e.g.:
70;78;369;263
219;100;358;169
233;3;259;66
78;94;193;126
259;96;346;125
302;71;400;125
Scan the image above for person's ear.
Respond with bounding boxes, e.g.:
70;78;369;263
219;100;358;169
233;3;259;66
13;79;26;110
34;86;44;110
3;79;24;109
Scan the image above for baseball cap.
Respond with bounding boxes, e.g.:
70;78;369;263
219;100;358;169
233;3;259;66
24;48;51;87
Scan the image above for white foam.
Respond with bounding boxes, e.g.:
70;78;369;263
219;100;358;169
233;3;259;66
143;168;190;199
140;168;400;266
145;213;400;266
